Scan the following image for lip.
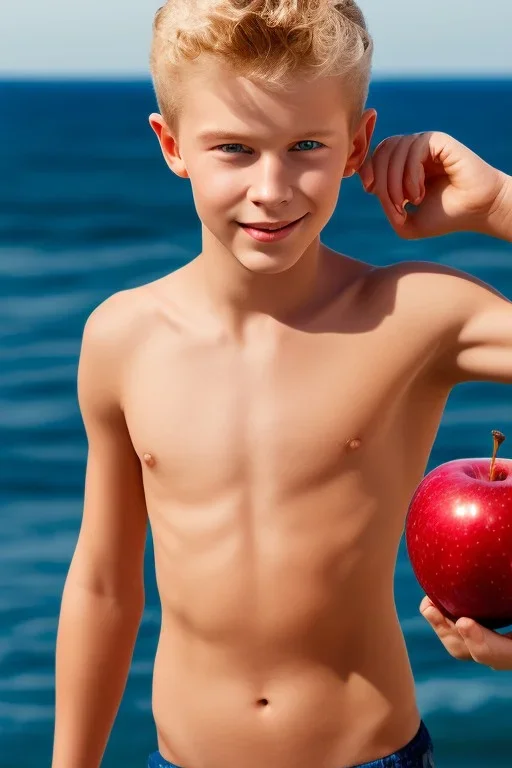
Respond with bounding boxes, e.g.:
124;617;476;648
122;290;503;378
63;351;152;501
237;214;308;243
240;219;299;229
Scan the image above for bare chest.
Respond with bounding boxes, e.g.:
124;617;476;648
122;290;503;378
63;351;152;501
122;315;446;507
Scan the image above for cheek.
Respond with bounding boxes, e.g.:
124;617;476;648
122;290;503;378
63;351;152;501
303;164;344;220
187;185;229;228
297;155;344;194
189;155;343;214
190;165;236;209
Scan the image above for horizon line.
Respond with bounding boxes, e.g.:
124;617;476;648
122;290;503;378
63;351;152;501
1;73;511;83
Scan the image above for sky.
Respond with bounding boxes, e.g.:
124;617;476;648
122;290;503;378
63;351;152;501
1;0;511;77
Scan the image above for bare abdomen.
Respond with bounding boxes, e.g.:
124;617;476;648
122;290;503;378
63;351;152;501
147;483;420;768
150;561;418;768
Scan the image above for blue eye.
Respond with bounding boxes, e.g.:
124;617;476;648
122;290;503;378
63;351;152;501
218;144;248;153
293;140;324;152
216;140;324;154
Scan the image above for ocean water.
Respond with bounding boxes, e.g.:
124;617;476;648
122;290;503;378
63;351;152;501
1;79;511;767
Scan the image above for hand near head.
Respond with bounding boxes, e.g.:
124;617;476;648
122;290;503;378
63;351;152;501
359;131;511;240
420;596;512;671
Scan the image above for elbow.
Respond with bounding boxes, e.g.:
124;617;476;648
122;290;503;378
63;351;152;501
63;573;145;617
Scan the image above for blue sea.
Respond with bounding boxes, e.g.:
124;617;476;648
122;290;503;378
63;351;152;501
1;79;511;767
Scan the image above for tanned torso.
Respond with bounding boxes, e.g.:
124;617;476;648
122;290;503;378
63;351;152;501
119;246;450;768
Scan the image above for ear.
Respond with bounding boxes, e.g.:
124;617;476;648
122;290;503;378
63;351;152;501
148;113;189;179
343;108;377;178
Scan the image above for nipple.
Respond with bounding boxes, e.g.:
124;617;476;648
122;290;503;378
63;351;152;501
346;437;362;451
143;453;156;468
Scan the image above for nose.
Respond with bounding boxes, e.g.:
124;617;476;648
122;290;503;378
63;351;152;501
247;154;293;207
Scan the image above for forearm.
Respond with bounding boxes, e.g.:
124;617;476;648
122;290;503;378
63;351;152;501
486;172;512;241
52;581;144;768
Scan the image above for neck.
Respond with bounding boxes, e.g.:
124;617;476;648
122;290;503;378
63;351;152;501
191;227;328;339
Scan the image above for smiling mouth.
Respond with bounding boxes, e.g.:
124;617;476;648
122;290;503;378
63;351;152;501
238;214;307;232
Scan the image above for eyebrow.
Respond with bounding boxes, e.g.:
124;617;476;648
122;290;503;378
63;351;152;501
197;129;337;143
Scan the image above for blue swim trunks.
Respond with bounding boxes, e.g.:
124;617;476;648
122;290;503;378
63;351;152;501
148;719;435;768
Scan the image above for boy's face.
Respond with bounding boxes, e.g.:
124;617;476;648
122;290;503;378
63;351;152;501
150;60;376;275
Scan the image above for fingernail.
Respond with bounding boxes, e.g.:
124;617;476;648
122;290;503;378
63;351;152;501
413;196;422;206
395;203;406;217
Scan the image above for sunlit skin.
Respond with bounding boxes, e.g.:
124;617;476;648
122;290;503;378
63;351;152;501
149;57;376;321
51;62;512;767
360;134;512;671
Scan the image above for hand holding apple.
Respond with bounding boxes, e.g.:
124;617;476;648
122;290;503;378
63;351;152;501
420;595;512;671
406;430;512;630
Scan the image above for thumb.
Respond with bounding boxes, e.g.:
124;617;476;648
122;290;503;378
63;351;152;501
456;619;512;671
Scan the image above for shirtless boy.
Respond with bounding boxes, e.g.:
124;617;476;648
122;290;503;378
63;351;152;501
51;2;512;767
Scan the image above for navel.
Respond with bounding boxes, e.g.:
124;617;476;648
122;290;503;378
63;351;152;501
143;453;156;468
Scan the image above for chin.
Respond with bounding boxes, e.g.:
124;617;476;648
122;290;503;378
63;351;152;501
234;250;304;275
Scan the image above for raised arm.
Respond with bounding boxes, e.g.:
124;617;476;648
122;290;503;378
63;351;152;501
360;131;512;669
360;132;512;389
52;293;148;768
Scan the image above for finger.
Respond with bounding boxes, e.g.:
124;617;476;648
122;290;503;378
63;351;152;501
456;619;512;671
401;134;428;204
420;598;472;661
387;135;418;214
371;136;408;227
420;595;435;614
403;133;440;205
404;132;456;194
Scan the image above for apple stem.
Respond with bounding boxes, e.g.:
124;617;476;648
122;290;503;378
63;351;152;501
489;430;506;482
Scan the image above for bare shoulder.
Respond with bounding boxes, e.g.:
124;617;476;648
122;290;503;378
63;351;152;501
84;284;156;338
371;259;508;323
371;260;511;385
379;259;506;296
79;285;159;414
81;287;153;371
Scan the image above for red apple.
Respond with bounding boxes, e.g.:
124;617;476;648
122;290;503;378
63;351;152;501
405;431;512;629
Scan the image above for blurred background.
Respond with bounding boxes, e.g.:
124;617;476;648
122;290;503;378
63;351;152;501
1;1;511;766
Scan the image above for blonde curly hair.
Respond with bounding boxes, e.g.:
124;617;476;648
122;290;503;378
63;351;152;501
150;0;373;133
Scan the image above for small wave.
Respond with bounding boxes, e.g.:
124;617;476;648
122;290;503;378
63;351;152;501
417;676;512;714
